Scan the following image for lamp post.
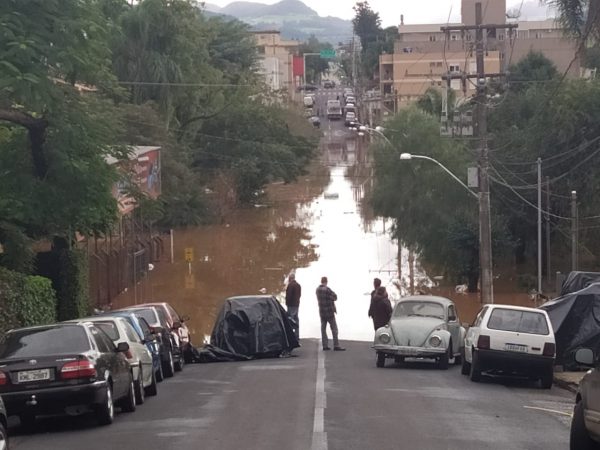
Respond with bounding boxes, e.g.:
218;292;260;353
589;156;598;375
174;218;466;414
359;124;488;300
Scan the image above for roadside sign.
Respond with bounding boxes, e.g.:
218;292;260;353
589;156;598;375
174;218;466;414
320;49;336;59
184;247;194;262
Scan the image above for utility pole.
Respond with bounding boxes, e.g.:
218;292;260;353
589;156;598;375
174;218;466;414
571;190;578;271
442;4;516;304
537;158;542;295
545;176;551;284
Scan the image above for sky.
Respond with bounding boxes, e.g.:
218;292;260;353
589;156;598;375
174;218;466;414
205;0;556;27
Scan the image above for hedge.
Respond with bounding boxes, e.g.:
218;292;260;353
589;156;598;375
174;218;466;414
56;249;90;321
0;267;57;335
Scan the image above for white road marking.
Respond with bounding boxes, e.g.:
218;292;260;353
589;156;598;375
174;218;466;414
524;405;573;417
311;340;328;450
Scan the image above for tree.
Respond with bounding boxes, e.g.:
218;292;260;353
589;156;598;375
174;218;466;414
352;1;381;51
0;0;126;269
299;36;333;84
545;0;600;42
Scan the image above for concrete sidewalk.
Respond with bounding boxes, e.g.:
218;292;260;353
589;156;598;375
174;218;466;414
554;371;587;393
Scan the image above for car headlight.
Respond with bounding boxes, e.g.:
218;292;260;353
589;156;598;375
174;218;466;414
429;335;442;347
379;333;391;344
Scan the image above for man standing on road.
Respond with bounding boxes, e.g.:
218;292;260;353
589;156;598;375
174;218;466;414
370;278;382;302
286;273;301;341
368;286;393;331
316;276;345;351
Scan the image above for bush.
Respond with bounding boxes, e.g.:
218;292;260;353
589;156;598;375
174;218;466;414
0;267;57;335
56;249;90;321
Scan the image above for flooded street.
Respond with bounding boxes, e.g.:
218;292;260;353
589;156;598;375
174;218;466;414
112;88;533;344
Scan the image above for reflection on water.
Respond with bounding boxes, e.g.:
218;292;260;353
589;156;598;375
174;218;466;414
112;121;533;344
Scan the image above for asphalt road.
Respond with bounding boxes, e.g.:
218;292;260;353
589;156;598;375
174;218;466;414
10;340;573;450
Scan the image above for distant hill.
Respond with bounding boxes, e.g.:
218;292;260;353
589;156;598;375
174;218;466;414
202;0;353;44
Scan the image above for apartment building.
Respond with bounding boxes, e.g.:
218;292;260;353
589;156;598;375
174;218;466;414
252;30;300;96
380;0;579;111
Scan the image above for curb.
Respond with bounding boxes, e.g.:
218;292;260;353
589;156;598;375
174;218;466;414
553;376;578;394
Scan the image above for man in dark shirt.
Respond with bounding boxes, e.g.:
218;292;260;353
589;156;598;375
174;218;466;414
316;276;345;351
285;273;301;341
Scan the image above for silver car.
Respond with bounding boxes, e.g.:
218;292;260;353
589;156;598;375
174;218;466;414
69;317;157;403
570;348;600;449
373;295;466;369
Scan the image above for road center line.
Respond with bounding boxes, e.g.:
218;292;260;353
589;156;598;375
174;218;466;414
311;340;328;450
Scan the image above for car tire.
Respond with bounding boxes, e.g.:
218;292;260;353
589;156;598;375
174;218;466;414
570;401;599;450
439;346;450;370
0;418;9;449
376;352;386;368
175;353;184;372
95;384;114;426
469;349;482;382
461;348;471;375
163;351;175;378
145;368;158;397
540;368;554;389
120;379;137;413
156;361;164;382
455;348;463;365
134;368;145;405
19;412;36;430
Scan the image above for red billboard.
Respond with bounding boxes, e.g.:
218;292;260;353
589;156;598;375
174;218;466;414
293;55;304;77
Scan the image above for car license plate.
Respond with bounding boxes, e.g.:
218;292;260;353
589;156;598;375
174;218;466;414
505;344;527;353
17;369;50;383
400;348;418;355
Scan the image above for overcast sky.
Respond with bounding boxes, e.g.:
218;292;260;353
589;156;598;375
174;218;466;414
206;0;556;26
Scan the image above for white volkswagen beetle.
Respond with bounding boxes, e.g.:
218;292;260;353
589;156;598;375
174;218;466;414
373;295;466;369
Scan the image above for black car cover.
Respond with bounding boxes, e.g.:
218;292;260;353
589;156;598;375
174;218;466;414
540;282;600;365
560;271;600;296
195;295;299;362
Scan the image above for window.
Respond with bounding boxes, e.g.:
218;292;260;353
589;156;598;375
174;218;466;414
487;309;550;335
167;305;181;322
90;326;114;353
123;322;142;343
429;62;436;67
0;326;90;358
499;34;505;41
138;317;153;339
449;64;460;73
94;321;120;341
451;34;458;41
134;308;159;327
394;301;445;319
429;35;437;42
473;307;488;327
448;305;457;321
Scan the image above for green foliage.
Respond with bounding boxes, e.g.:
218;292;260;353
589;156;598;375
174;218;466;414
299;36;333;83
352;1;381;50
56;249;90;321
0;267;57;335
416;87;456;118
544;0;600;42
507;51;558;92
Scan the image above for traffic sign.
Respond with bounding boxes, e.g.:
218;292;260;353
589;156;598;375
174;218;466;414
320;49;336;59
184;247;194;262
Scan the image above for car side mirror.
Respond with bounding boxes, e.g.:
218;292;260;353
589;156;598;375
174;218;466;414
575;348;595;366
172;321;182;330
116;342;130;353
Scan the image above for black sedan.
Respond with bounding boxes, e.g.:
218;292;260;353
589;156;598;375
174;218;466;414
0;323;135;427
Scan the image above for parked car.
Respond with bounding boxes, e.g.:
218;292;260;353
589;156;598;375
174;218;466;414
345;95;356;105
323;80;335;88
117;306;183;375
296;84;318;92
68;317;157;402
344;112;356;126
97;311;163;382
137;302;193;363
309;116;321;128
0;396;8;449
462;304;555;388
0;323;134;426
373;295;466;369
303;95;314;108
570;348;600;449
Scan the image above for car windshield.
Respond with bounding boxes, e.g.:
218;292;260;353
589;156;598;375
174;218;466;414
394;301;445;319
487;309;549;335
93;321;120;341
130;308;159;326
0;326;90;358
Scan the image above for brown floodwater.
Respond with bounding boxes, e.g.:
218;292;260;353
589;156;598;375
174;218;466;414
111;120;533;344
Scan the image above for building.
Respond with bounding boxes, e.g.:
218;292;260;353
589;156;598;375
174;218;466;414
252;30;300;96
379;0;579;112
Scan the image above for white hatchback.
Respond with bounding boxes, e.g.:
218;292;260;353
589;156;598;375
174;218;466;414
462;304;555;388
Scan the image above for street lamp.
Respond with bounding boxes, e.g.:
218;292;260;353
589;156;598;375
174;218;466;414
399;153;478;199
